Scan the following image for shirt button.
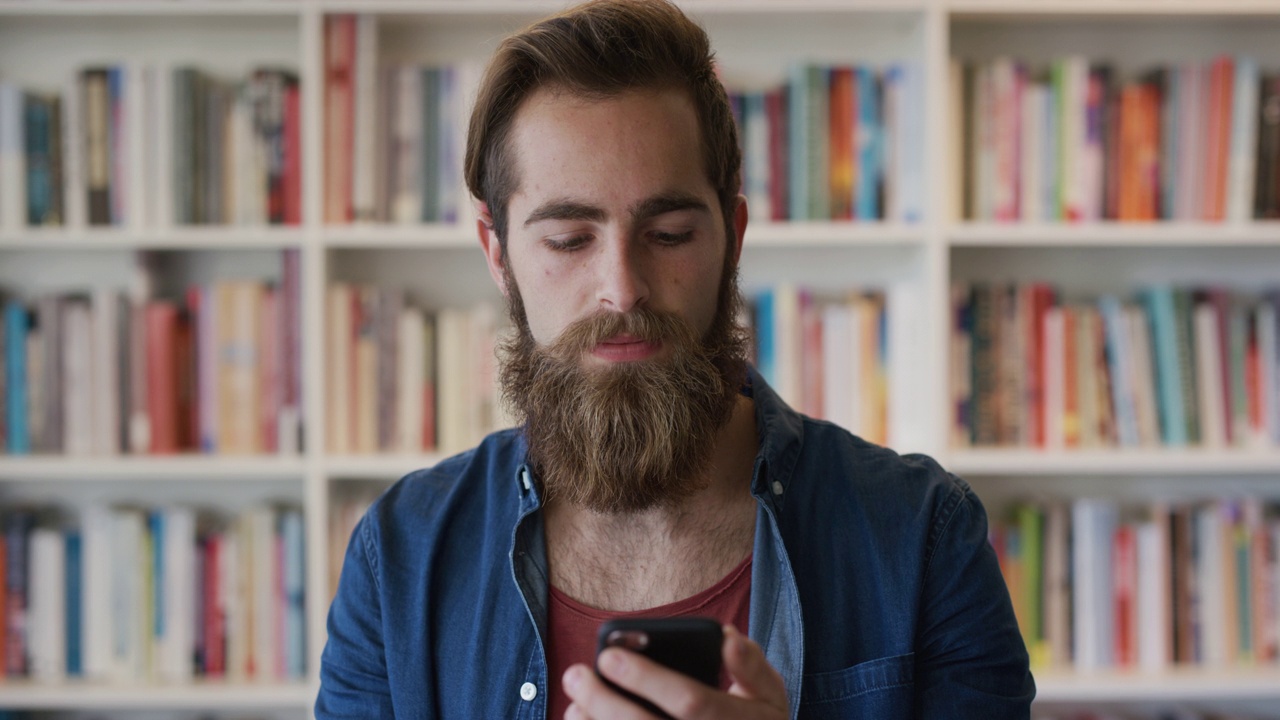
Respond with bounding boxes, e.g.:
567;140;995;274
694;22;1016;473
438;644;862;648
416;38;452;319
520;682;537;701
772;481;784;495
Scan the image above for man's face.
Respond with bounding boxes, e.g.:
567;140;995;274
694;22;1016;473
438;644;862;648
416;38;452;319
479;86;750;513
493;86;741;361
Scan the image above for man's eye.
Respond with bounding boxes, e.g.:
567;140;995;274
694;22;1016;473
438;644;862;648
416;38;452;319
545;235;590;252
651;230;694;246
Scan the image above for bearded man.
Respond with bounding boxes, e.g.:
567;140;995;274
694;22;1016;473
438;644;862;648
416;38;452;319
316;1;1034;718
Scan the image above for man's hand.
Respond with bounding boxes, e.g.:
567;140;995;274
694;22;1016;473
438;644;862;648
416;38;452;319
562;625;788;720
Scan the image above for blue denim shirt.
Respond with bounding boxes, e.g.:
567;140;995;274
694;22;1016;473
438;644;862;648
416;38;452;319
317;369;1034;719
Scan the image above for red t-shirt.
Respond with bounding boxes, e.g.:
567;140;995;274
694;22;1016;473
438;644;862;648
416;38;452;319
545;553;753;720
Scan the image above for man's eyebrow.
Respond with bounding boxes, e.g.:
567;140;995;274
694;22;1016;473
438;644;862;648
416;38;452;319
630;194;710;222
523;200;606;227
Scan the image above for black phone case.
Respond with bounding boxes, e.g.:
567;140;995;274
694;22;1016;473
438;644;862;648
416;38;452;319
595;617;723;720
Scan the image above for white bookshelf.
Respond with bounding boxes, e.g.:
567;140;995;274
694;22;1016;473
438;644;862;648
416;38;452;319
1;1;1279;718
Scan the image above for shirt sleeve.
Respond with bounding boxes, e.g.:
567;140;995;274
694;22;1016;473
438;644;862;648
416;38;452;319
915;476;1036;719
315;512;396;719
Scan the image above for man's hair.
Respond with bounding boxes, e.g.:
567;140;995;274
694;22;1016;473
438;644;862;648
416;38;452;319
464;0;742;247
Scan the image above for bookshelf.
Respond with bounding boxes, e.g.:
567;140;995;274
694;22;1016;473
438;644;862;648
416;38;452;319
1;1;1279;718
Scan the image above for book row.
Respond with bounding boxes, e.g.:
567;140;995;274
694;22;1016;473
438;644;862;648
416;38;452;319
956;55;1280;223
993;497;1280;673
729;63;925;223
325;284;510;457
950;284;1280;450
0;66;301;232
323;15;471;225
0;250;302;456
0;503;305;683
749;286;889;445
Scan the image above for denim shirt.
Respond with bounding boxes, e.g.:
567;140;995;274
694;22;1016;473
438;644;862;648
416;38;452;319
317;369;1035;719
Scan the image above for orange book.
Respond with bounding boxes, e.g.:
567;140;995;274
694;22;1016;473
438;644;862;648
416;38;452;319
1112;524;1137;667
324;16;356;224
1062;307;1080;448
829;67;855;220
146;302;179;454
1118;85;1140;220
1205;57;1235;220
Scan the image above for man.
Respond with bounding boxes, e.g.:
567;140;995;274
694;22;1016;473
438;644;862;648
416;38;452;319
317;1;1034;718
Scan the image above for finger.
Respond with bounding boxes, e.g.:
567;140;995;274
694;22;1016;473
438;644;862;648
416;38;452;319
597;647;723;719
722;625;789;711
562;662;657;720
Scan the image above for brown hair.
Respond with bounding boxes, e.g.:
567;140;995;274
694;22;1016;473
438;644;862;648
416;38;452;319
464;0;741;247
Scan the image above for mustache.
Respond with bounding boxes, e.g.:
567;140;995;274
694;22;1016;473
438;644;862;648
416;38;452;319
549;307;694;357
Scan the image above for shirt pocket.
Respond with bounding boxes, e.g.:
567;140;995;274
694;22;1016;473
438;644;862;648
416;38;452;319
797;652;915;720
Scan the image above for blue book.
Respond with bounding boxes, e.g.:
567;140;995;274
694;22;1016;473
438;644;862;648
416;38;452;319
855;66;880;220
65;530;83;677
4;302;29;454
149;511;165;644
1142;286;1187;446
282;509;306;679
1099;296;1139;447
787;63;809;221
24;94;53;226
107;67;125;225
5;510;34;676
754;290;776;388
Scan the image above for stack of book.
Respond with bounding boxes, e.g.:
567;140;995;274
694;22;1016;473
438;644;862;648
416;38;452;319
955;55;1280;222
993;497;1280;674
728;63;924;224
323;15;474;225
0;250;302;456
950;283;1280;450
325;283;511;457
0;66;300;232
750;286;889;445
0;503;305;683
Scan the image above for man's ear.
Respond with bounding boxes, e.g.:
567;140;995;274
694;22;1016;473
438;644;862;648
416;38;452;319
475;200;509;297
731;194;749;267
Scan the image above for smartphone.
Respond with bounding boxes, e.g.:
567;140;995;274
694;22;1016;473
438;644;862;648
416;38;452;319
595;617;723;719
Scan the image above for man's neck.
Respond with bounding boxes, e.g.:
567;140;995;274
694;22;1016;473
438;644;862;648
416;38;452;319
543;395;759;612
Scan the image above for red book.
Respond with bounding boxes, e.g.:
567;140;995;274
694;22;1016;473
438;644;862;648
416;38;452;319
1113;524;1137;667
185;287;203;449
146;302;179;454
0;534;8;677
283;82;302;226
765;87;788;221
203;533;225;677
800;293;823;418
325;16;356;224
173;307;196;451
1205;57;1235;220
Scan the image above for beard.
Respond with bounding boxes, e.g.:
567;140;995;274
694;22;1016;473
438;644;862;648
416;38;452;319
497;251;749;514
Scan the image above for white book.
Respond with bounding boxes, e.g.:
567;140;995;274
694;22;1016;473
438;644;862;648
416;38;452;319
126;63;148;230
90;289;120;455
1043;306;1065;450
62;72;87;229
110;508;145;681
899;62;925;224
397;306;426;452
990;58;1016;220
0;81;24;233
62;300;94;455
1176;64;1204;221
437;306;466;455
821;303;853;432
882;66;900;223
973;64;993;220
948;59;964;222
1072;498;1116;671
248;507;278;681
1226;57;1259;223
327;284;352;454
775;284;801;410
1136;513;1170;672
230;88;258;226
1193;304;1227;448
1126;306;1160;448
148;63;172;229
352;14;378;222
1258;301;1278;444
159;507;195;684
81;505;115;680
29;528;67;683
1061;57;1089;221
846;296;866;440
1020;83;1044;223
392;64;422;224
1197;502;1228;667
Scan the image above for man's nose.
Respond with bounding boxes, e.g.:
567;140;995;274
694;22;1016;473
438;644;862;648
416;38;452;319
595;236;650;313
